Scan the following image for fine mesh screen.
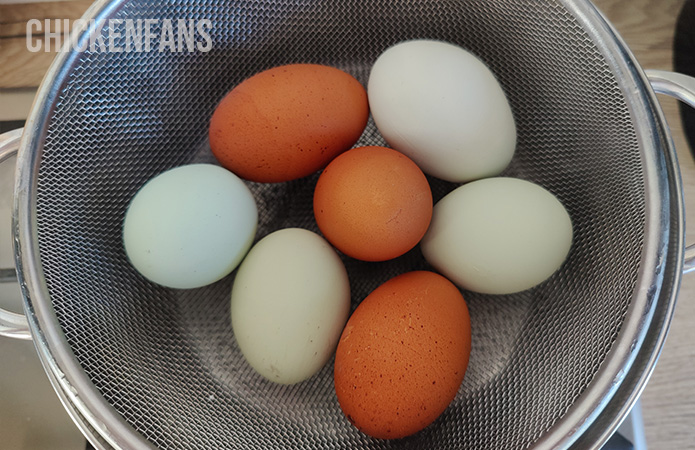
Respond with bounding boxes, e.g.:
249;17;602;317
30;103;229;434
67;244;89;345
34;0;645;448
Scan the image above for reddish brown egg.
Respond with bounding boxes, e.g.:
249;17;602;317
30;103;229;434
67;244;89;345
209;64;369;183
313;146;432;261
334;271;471;439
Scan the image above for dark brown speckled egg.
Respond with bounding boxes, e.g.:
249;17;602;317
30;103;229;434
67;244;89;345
334;271;471;439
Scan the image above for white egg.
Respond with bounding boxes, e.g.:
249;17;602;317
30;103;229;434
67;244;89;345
367;39;516;182
421;178;572;295
123;164;257;289
231;228;351;385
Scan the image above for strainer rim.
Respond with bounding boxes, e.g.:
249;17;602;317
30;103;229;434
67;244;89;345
12;1;683;449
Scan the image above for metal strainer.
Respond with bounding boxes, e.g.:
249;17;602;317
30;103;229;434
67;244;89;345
1;0;694;448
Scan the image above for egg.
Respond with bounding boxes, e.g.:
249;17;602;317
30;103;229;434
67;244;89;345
367;39;516;182
313;146;432;261
209;64;369;183
122;164;258;289
421;177;573;294
334;271;471;440
231;228;351;384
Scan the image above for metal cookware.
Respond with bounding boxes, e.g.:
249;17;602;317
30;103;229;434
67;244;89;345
2;0;695;448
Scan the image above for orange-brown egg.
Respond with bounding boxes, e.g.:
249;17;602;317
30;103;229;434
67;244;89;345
209;64;369;183
334;271;471;440
313;146;432;261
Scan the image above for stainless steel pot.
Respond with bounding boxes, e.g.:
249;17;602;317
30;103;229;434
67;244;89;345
2;0;695;449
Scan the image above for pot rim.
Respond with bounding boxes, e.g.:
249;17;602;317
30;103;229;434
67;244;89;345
12;1;684;449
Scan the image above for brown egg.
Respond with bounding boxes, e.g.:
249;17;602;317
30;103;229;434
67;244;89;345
313;146;432;262
209;64;369;183
334;271;471;440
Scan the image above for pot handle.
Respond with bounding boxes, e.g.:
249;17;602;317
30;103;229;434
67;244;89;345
0;128;31;340
646;70;695;274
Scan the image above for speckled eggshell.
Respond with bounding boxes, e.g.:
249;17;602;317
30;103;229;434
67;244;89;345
313;146;433;262
334;271;471;439
209;64;369;183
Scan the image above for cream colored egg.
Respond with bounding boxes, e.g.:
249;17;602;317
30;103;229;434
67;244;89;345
368;39;516;182
231;228;351;384
421;178;572;294
123;164;257;289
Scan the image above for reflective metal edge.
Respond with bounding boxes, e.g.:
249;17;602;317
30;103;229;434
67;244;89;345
529;1;683;449
11;1;685;449
13;0;158;448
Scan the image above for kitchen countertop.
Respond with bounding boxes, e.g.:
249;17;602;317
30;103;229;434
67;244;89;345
1;0;694;449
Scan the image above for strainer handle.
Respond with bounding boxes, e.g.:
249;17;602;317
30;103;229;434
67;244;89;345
646;70;695;274
0;129;31;340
